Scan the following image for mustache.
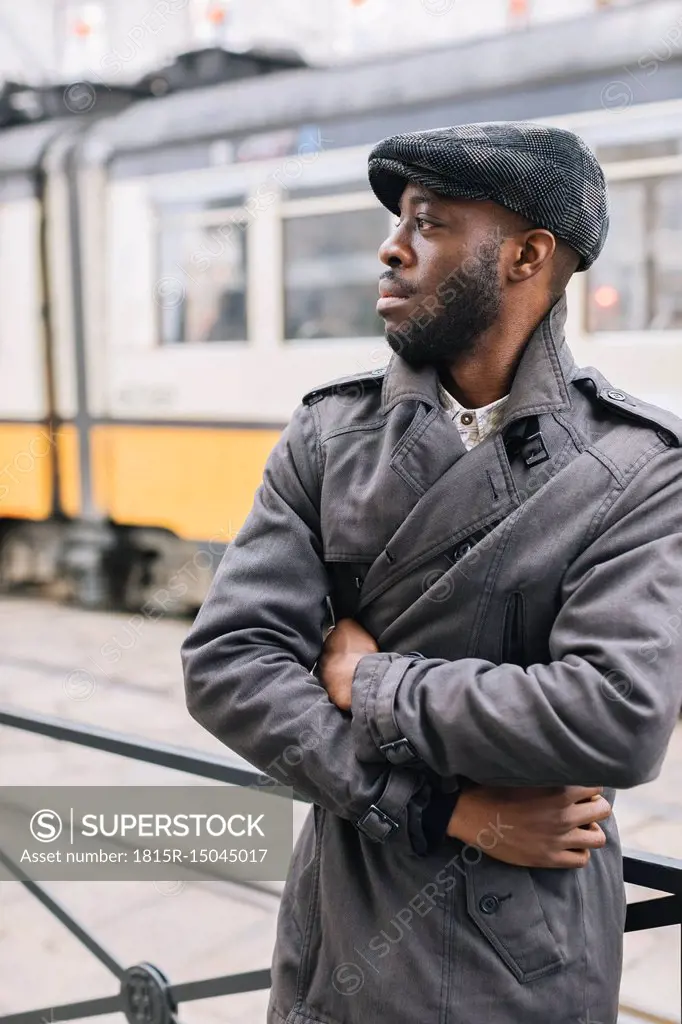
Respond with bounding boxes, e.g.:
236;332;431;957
379;271;419;296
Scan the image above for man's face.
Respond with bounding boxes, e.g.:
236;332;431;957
376;183;507;368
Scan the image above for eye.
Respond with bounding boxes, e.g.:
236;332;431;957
393;215;437;231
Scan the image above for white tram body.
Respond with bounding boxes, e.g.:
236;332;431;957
2;0;682;608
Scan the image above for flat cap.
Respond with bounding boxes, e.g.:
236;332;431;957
368;121;609;271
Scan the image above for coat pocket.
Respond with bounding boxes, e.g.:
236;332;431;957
501;590;526;665
325;559;375;620
290;806;326;1000
465;856;565;983
278;810;317;923
271;809;325;1024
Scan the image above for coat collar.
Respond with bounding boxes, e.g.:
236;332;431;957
379;294;577;427
358;296;578;613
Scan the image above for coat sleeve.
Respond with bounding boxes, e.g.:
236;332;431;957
351;447;682;789
181;402;430;846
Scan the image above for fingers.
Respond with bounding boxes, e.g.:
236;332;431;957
566;796;612;829
560;822;607;851
550;849;592;869
490;847;593;870
334;618;369;636
560;786;604;805
540;839;601;869
322;618;378;655
498;786;605;807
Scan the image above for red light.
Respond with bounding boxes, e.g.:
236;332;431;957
509;0;528;15
207;2;227;23
73;18;92;37
593;285;620;309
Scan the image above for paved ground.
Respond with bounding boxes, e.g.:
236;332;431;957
0;596;679;1023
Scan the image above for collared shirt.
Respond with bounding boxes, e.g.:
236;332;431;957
437;379;510;451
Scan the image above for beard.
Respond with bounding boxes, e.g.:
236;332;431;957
385;235;503;369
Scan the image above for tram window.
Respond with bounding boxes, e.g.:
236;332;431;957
283;208;386;340
588;182;647;331
157;209;247;344
651;176;682;330
588;174;682;332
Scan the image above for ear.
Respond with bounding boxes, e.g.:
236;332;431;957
505;229;556;283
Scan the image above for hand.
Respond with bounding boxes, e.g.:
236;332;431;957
446;784;611;869
318;618;379;712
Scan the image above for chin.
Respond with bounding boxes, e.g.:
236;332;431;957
385;330;428;367
379;314;402;336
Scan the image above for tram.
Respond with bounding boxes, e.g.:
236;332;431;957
2;0;681;609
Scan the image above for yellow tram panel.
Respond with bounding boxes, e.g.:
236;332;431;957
89;424;282;541
0;422;54;520
56;423;81;519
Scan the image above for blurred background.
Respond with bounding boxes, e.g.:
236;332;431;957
0;2;680;1023
0;0;650;72
0;0;678;612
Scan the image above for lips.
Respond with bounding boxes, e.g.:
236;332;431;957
377;278;414;317
378;279;412;300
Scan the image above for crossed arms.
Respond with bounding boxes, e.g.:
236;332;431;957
181;403;682;862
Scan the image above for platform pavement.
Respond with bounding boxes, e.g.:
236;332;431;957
0;597;679;1023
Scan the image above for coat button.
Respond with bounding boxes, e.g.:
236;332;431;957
479;894;501;915
453;541;473;562
460;412;474;425
607;390;627;401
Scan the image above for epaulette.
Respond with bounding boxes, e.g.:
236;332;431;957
302;367;387;406
574;373;682;447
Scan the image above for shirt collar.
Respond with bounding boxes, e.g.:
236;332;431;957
437;383;510;446
436;382;510;419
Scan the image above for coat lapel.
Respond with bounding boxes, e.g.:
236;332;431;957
358;295;577;611
359;429;517;610
496;294;575;432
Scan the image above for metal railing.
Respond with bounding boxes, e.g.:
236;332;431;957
0;704;681;1024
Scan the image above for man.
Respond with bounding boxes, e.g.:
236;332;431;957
182;122;682;1024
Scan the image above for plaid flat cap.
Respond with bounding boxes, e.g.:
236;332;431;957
368;121;609;271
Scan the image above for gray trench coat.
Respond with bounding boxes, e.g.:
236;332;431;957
182;296;682;1024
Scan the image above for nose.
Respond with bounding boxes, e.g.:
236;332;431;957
378;221;416;269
